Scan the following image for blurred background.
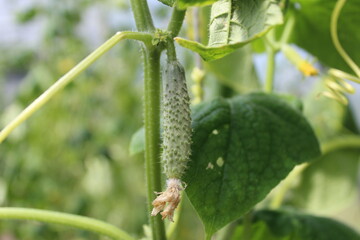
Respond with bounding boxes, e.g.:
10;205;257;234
0;0;359;239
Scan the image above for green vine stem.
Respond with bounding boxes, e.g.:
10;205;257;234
264;30;276;93
143;48;167;240
321;135;360;154
241;212;254;240
129;3;187;240
270;163;308;209
166;7;186;63
0;207;135;240
264;13;297;93
129;0;166;239
0;32;152;144
331;0;360;77
280;14;295;45
129;0;155;32
166;41;177;61
128;0;168;239
167;8;186;38
216;221;239;240
124;2;186;240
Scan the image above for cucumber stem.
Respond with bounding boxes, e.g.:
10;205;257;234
143;48;167;240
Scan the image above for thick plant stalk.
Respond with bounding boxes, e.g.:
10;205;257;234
143;49;167;240
129;0;155;32
264;30;276;93
151;60;192;221
167;8;186;38
128;0;167;238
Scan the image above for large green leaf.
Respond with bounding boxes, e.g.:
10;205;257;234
290;0;360;73
157;0;218;8
230;220;285;240
156;0;176;7
175;0;283;61
128;94;303;156
205;45;261;93
245;210;360;240
289;147;360;214
184;93;320;236
177;0;219;9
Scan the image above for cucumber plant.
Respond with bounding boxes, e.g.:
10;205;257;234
151;59;191;221
0;0;360;240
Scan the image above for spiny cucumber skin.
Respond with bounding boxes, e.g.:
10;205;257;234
162;60;192;179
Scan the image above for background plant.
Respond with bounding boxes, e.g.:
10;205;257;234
0;0;359;240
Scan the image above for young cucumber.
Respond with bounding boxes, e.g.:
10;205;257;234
151;60;191;221
162;60;191;179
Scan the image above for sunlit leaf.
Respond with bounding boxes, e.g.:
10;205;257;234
290;0;360;73
176;0;283;61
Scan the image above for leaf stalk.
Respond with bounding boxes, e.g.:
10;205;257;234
0;207;135;240
264;30;277;93
0;32;152;144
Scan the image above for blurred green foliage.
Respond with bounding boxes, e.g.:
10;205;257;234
0;0;359;239
0;1;149;239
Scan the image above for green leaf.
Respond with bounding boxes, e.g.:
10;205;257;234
157;0;176;7
175;0;283;61
16;7;41;23
129;127;145;156
246;210;360;240
177;0;219;9
275;94;303;111
205;45;261;93
126;94;302;156
184;93;320;236
303;81;347;141
290;0;360;73
344;107;360;135
230;220;286;240
289;147;360;214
